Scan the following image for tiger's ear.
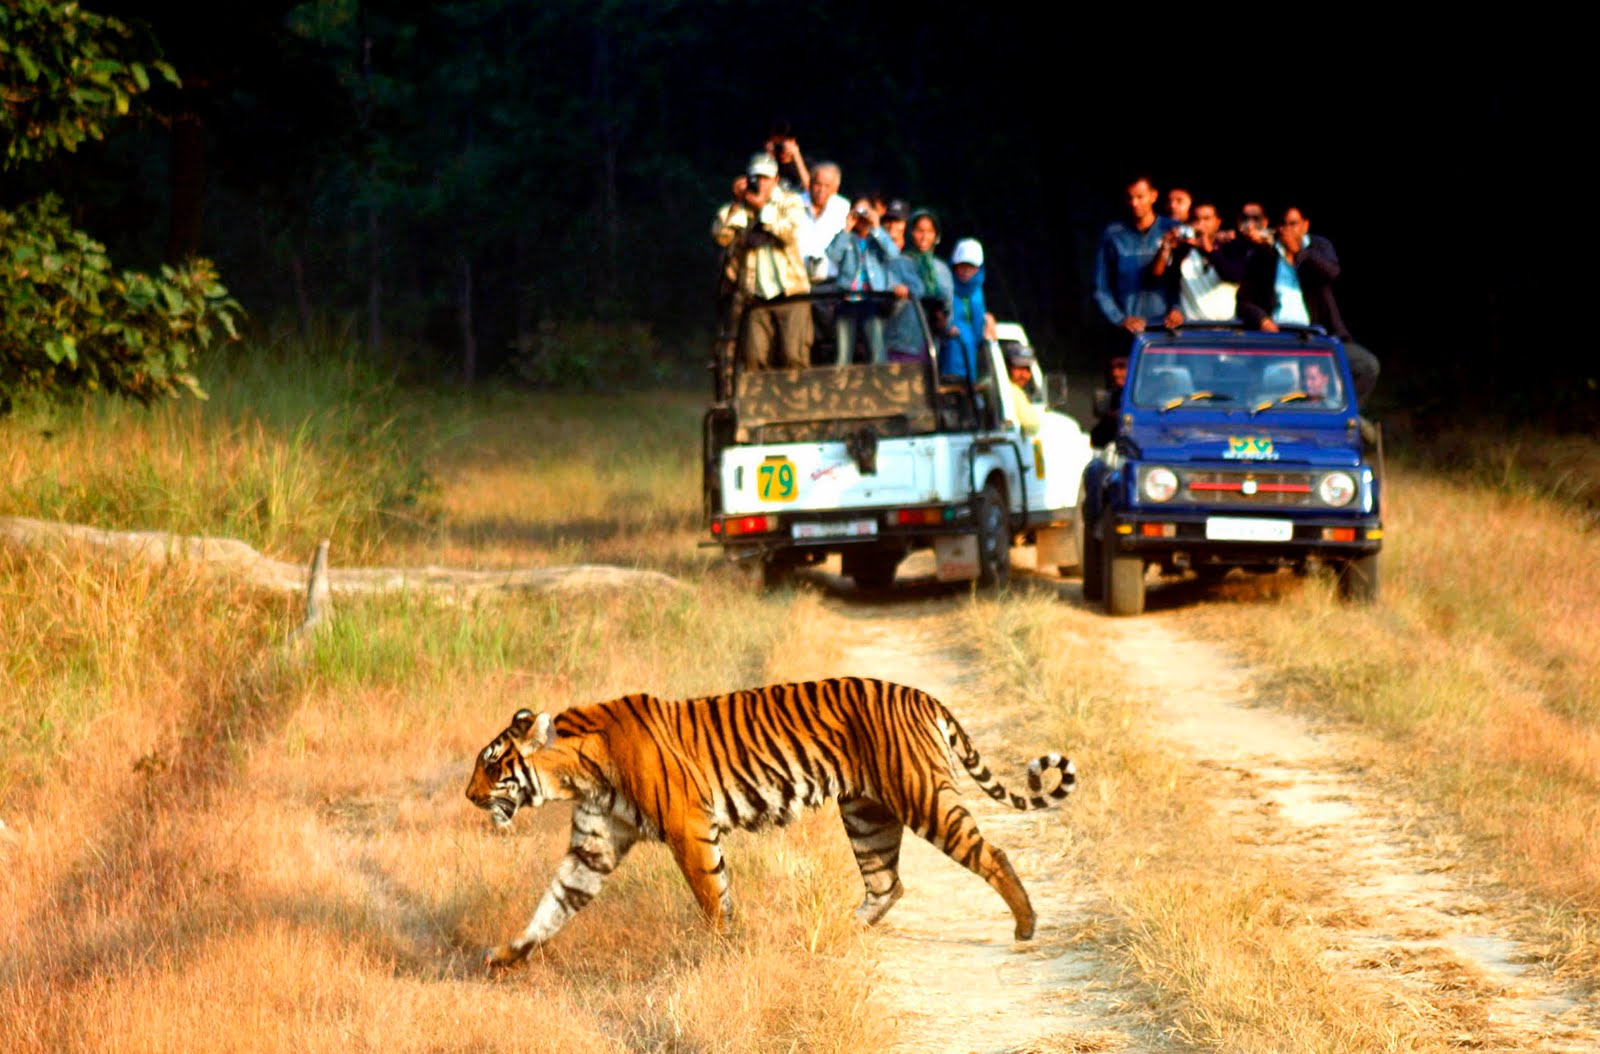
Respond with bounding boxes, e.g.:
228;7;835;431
510;709;554;749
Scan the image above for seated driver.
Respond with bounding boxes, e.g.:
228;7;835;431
1004;345;1042;435
1302;359;1336;403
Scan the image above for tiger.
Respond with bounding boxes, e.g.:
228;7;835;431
465;675;1075;968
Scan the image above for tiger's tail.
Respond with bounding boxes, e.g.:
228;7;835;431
936;710;1075;811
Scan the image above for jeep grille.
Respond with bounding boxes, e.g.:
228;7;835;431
1184;470;1316;507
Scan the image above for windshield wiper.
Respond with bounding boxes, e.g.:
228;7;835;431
1159;391;1235;413
1250;391;1313;415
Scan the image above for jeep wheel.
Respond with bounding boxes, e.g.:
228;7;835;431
975;483;1011;590
843;548;901;591
1337;552;1379;603
760;551;797;591
1107;552;1147;616
1081;518;1105;602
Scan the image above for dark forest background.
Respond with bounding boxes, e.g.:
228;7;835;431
7;1;1584;426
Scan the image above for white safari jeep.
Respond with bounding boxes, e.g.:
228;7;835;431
702;291;1092;589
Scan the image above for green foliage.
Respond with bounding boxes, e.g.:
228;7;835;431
0;196;240;404
0;2;236;405
0;0;177;167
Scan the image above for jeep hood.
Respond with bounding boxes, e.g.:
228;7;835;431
1125;421;1361;466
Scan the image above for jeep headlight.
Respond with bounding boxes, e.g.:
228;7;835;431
1142;466;1179;503
1318;471;1356;507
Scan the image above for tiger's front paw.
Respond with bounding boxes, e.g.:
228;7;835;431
485;941;532;970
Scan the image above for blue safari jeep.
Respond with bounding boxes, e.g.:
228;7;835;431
1081;323;1382;615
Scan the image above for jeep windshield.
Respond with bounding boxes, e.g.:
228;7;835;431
1129;347;1348;413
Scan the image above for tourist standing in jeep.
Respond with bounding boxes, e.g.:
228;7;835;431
711;153;813;371
1236;205;1380;401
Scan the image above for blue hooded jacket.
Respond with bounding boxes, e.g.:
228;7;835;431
943;264;986;383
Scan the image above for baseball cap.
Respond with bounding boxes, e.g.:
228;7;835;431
883;199;909;222
747;153;779;179
950;238;984;268
1003;341;1035;368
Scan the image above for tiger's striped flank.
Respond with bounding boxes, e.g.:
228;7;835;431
465;676;1075;968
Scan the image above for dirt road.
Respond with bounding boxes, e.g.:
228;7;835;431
807;563;1598;1054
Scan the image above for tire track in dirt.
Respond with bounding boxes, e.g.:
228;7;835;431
1108;613;1600;1052
819;593;1153;1054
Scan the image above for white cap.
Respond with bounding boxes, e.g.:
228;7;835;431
951;238;984;268
747;153;779;179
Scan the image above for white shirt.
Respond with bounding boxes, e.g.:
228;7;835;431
1179;247;1240;321
1272;236;1311;326
798;194;850;275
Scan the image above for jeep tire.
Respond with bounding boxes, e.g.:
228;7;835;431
760;550;797;591
1337;552;1379;603
975;483;1011;590
1107;551;1147;616
1081;517;1105;602
843;548;901;591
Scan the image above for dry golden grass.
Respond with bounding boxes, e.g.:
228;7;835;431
0;367;893;1054
389;389;708;573
968;594;1480;1053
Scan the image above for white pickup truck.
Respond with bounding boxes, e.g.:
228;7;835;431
703;293;1092;589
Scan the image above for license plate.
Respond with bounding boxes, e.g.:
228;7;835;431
755;456;799;503
792;519;878;540
1205;517;1293;542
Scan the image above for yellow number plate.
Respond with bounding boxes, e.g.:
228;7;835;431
756;456;799;502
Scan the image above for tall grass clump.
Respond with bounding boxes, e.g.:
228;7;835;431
0;329;441;562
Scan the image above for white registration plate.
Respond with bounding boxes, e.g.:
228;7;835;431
1205;517;1293;542
792;519;878;540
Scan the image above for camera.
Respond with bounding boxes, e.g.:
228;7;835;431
1175;224;1196;241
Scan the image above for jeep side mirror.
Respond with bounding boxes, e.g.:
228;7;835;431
1092;388;1111;417
1044;372;1070;410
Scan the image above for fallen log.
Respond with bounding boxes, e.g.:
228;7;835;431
0;515;685;598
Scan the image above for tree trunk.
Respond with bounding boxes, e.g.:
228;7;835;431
458;250;477;384
167;111;206;264
286;252;313;340
366;193;383;361
591;25;621;314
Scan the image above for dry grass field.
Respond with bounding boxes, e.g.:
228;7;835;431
3;341;1596;1051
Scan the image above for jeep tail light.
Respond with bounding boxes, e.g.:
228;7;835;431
1317;472;1357;507
721;515;780;537
890;507;955;526
1142;467;1179;502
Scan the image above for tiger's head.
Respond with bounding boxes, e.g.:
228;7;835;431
465;708;555;830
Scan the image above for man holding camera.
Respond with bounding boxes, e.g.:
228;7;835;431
824;197;907;365
1154;200;1245;325
712;152;813;371
1092;175;1178;345
1236;206;1379;401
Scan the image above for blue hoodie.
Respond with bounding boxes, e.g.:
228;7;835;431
943;265;986;383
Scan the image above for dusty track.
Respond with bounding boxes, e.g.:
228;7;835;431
809;577;1153;1054
1110;612;1599;1052
805;557;1598;1053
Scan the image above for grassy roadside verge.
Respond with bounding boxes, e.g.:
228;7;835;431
1179;455;1600;984
1;353;890;1053
969;595;1474;1052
